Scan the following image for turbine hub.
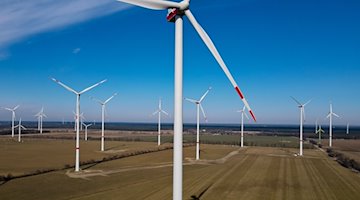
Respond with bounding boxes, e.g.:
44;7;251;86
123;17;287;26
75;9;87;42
166;1;189;22
167;8;185;22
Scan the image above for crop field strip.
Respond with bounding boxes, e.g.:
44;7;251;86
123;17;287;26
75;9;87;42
0;138;359;200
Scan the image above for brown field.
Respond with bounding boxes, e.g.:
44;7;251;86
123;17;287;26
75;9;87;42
320;139;360;162
0;134;359;200
0;137;170;176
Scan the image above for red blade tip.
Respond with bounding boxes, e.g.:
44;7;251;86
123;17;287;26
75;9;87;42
249;110;257;122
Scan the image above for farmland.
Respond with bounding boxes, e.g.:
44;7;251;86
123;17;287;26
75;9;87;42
0;134;359;200
322;139;360;163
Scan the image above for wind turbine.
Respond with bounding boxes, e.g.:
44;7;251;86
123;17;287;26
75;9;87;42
91;93;117;152
315;118;318;134
346;123;349;134
51;78;106;172
152;98;169;146
185;87;211;160
73;111;85;131
14;118;26;142
291;96;311;156
3;105;20;137
316;124;325;145
237;105;249;148
80;113;85;131
116;1;256;199
326;103;339;147
82;123;92;141
35;107;47;134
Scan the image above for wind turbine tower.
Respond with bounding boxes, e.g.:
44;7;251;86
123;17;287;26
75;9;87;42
327;103;339;147
152;98;169;146
91;93;117;151
316;124;325;145
237;106;249;147
3;105;20;137
185;87;211;160
52;78;106;172
291;97;311;156
116;1;257;199
82;123;92;141
14;118;26;142
35;107;47;134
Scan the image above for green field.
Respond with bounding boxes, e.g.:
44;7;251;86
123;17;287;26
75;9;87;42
0;135;359;200
112;134;314;149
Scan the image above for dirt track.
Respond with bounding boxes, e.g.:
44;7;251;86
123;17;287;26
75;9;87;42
66;148;242;179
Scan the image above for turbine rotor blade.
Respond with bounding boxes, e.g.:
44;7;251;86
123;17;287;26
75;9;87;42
80;79;107;94
199;104;207;121
333;113;340;118
51;78;78;94
303;99;312;107
199;87;211;102
3;107;12;111
90;96;105;105
161;110;169;115
326;113;331;119
152;110;159;115
244;112;250;120
290;96;302;106
184;98;197;104
117;0;182;10
104;93;117;104
13;105;20;110
185;10;256;121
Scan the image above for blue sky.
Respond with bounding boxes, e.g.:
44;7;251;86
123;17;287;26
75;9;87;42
0;0;359;125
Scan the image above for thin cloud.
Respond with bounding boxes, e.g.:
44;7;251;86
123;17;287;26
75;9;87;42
0;0;130;50
73;48;81;54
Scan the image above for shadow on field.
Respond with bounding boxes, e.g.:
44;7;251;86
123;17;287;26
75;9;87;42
0;180;8;187
190;183;213;200
106;144;126;151
81;162;100;170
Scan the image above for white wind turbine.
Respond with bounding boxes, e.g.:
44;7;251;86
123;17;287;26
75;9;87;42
237;105;249;148
326;103;339;147
291;96;311;156
116;1;256;199
185;87;211;160
72;111;85;131
82;123;92;141
91;93;117;152
80;113;85;131
346;123;349;134
316;124;325;145
152;98;169;146
3;105;20;137
52;78;106;172
14;118;26;142
35;107;47;134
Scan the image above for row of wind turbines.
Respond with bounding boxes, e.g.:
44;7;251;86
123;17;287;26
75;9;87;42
291;96;349;156
18;1;258;199
2;105;27;142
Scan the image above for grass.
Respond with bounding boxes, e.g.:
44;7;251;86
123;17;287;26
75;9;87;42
0;136;359;200
112;134;314;149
